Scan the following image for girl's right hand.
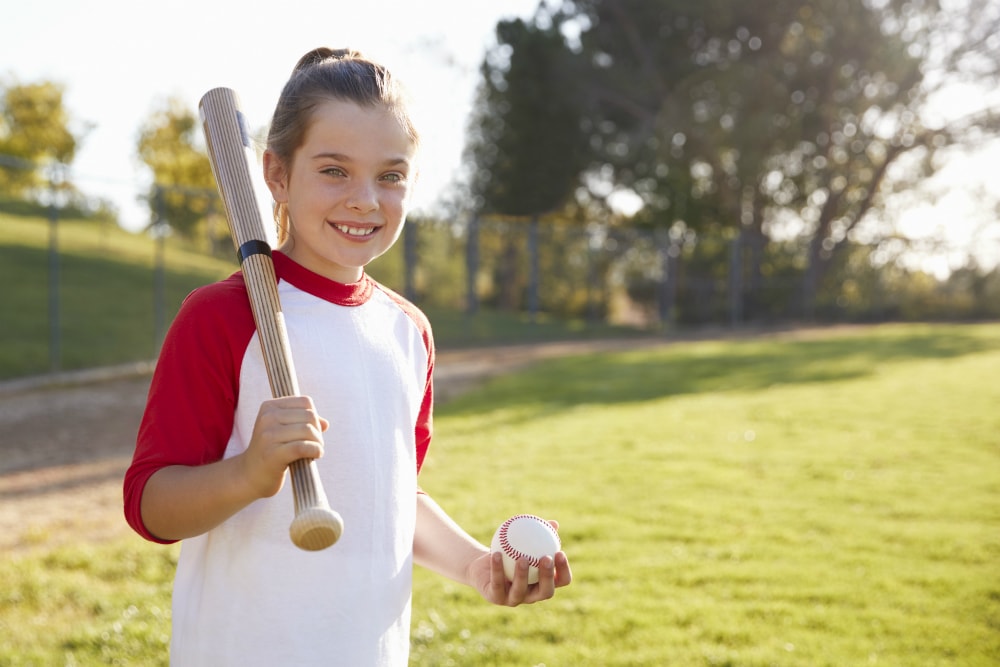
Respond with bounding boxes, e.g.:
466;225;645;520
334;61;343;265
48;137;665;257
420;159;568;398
240;395;329;499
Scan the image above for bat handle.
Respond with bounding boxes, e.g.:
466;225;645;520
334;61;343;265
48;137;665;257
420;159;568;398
289;458;344;550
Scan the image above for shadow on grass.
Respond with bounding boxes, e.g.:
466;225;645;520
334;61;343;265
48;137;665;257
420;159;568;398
439;324;1000;418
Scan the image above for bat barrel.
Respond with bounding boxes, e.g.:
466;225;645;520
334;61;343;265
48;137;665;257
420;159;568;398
200;86;342;551
289;460;344;550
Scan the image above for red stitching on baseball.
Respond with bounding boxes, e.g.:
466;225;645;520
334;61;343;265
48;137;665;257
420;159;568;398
498;514;545;567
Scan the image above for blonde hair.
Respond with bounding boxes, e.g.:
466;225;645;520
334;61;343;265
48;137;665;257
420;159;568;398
267;47;419;243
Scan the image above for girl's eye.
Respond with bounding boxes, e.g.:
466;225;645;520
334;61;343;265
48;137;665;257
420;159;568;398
321;166;346;177
381;172;405;184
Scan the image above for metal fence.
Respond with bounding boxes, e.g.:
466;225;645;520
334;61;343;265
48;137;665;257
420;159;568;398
380;213;1000;328
4;160;1000;379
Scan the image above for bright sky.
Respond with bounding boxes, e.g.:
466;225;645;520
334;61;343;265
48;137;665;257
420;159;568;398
2;0;998;277
1;0;540;232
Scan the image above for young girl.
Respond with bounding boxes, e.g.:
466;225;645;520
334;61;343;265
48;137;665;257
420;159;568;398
124;47;571;666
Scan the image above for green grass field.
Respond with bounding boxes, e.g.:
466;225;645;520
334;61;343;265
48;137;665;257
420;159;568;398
2;323;998;665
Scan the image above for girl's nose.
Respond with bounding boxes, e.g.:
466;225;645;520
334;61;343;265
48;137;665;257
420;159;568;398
347;181;379;213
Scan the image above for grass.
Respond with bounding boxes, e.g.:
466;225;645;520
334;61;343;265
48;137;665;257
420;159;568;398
1;322;998;665
0;543;176;665
407;322;1000;666
0;214;236;379
0;212;645;381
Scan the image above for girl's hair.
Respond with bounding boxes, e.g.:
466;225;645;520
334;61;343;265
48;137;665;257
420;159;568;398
267;47;419;242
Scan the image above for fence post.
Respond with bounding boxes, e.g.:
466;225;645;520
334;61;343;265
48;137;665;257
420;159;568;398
729;233;742;328
153;186;167;355
586;226;598;323
528;214;539;323
403;217;418;302
465;214;479;315
47;170;62;373
655;228;674;327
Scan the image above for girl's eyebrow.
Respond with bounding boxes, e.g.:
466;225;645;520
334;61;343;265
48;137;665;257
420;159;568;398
310;152;412;168
310;151;351;162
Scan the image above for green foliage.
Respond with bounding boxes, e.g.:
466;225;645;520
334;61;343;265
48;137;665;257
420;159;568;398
136;97;221;240
0;79;78;199
500;0;1000;314
3;323;997;664
467;15;590;217
367;217;470;310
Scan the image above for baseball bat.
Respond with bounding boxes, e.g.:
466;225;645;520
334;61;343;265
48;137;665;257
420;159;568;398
199;87;343;551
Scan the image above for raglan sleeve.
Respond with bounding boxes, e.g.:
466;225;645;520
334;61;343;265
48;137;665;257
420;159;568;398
122;276;254;543
415;310;435;476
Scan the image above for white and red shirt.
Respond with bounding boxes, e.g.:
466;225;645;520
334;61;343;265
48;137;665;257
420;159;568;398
124;251;434;666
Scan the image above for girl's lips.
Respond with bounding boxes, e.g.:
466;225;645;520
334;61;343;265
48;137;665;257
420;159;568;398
331;222;379;238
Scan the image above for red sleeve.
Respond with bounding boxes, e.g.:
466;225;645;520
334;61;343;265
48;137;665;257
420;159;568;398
123;273;255;543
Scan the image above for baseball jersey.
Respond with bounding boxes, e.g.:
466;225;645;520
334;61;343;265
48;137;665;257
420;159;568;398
123;251;434;666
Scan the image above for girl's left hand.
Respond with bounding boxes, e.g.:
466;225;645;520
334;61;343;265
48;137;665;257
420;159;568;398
470;521;573;606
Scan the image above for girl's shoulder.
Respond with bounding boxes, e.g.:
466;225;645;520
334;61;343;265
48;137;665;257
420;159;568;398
184;271;248;305
370;279;431;331
176;272;252;317
171;272;255;339
368;279;435;360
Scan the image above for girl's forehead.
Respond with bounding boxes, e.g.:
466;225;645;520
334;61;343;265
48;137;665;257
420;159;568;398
304;99;416;148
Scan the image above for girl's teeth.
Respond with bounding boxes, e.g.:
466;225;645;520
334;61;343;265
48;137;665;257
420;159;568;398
336;224;373;236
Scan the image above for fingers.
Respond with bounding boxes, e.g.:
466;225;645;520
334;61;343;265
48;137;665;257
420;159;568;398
553;551;573;587
258;396;327;459
492;551;569;607
488;551;509;601
242;396;328;498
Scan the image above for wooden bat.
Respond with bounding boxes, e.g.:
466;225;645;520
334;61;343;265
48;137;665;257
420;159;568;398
199;87;343;551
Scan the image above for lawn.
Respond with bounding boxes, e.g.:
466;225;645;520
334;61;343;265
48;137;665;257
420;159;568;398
1;322;998;666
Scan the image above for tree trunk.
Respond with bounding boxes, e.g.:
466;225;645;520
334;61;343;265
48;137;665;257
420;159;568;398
799;188;841;318
498;225;521;311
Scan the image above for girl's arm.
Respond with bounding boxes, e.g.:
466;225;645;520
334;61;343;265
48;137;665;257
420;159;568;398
140;396;327;541
413;493;572;606
140;457;261;541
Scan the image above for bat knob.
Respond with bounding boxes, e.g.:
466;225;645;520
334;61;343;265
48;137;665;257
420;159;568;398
290;508;344;551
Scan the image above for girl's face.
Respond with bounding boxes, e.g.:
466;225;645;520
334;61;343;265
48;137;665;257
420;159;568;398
264;99;418;283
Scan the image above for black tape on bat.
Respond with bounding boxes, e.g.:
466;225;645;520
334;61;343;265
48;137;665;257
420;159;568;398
236;239;272;263
236;110;253;149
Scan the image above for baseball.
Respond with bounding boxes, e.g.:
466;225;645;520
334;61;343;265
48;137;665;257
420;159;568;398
490;514;561;584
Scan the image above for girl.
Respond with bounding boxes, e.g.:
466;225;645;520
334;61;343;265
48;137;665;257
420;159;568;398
124;47;571;666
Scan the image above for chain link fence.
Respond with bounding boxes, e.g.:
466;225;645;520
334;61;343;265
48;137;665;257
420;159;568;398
378;212;1000;327
3;159;1000;379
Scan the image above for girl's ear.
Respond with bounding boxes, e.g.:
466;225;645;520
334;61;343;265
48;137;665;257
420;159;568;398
263;151;289;203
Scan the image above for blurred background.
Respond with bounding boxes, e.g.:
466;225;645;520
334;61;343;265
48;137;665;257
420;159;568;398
2;0;999;379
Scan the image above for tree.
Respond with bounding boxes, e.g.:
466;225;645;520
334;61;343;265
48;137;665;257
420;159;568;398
136;96;219;243
550;0;1000;317
770;0;1000;314
466;14;590;217
464;11;592;311
0;80;78;199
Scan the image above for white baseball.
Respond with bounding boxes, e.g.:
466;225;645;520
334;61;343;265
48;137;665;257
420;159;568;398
490;514;561;584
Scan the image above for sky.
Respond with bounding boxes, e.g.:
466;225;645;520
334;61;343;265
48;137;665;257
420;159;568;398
0;0;541;232
2;0;998;277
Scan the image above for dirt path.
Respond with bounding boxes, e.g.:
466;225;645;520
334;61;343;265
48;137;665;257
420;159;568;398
0;338;666;553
